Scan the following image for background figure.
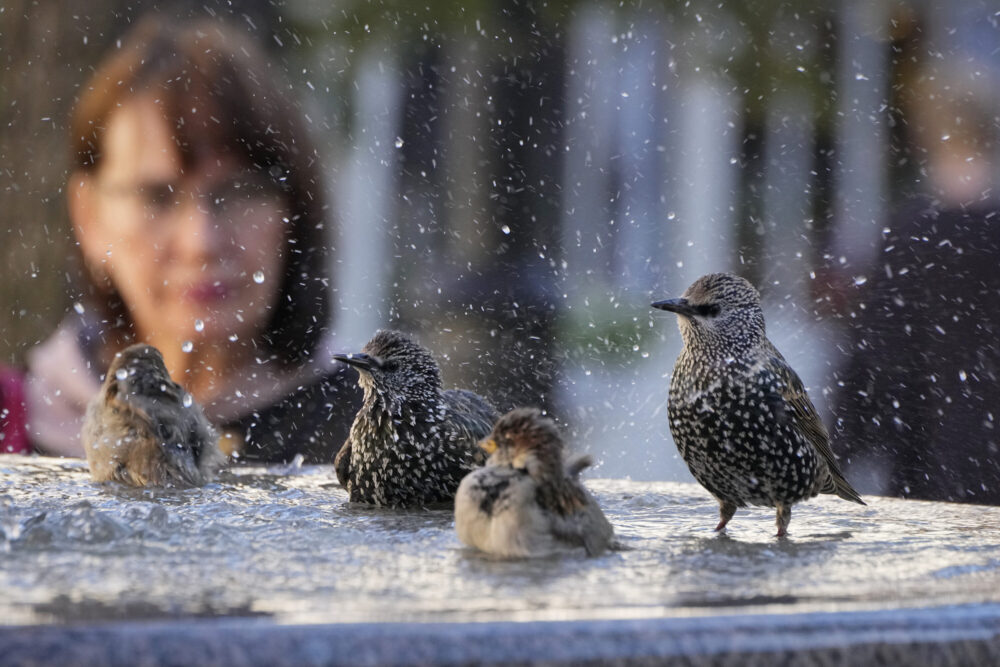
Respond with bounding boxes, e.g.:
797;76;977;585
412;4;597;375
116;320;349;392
833;44;1000;503
5;1;1000;489
382;16;564;415
832;200;1000;503
22;16;359;462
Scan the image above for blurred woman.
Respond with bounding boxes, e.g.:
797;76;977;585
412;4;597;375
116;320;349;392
22;16;359;462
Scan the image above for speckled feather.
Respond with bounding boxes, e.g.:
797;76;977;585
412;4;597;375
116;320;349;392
81;343;223;487
654;273;864;536
454;407;615;557
334;330;498;508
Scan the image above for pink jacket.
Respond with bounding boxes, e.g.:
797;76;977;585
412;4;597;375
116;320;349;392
0;366;30;454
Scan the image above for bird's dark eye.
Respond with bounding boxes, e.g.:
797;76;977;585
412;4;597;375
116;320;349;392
695;303;721;318
380;359;398;372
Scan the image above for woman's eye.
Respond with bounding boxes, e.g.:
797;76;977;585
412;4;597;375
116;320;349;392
141;184;176;211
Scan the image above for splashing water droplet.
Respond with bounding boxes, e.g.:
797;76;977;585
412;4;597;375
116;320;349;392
394;137;404;148
253;271;265;284
73;303;85;315
182;341;193;353
194;319;204;332
500;225;511;235
115;368;128;381
182;394;193;408
959;370;967;382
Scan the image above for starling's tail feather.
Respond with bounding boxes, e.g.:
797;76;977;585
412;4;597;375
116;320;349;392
836;485;867;506
824;470;866;505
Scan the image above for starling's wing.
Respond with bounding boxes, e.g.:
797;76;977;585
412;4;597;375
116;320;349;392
763;346;866;506
334;439;352;488
442;389;499;463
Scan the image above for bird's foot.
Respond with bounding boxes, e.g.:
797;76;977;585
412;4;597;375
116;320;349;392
715;501;737;532
775;502;791;538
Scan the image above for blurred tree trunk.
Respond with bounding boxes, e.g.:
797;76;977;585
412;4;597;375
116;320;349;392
392;4;566;414
0;0;81;365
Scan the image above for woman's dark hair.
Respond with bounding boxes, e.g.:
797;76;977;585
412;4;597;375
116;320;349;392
69;16;332;365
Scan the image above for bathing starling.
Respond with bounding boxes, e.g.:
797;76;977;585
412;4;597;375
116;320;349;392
652;273;865;536
455;407;615;557
333;329;498;508
82;343;224;487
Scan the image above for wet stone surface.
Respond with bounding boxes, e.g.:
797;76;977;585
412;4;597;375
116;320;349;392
1;455;999;664
2;454;999;626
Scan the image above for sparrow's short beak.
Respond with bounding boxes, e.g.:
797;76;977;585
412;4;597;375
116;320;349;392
479;438;498;455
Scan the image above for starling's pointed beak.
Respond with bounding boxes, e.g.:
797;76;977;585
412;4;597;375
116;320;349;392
332;352;381;371
651;297;697;317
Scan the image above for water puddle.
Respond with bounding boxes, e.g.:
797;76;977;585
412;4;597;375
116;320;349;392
2;456;999;626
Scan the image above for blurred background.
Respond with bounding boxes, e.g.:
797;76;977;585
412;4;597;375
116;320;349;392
3;0;999;490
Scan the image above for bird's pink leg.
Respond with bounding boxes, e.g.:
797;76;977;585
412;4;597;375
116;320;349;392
715;501;737;532
775;503;791;537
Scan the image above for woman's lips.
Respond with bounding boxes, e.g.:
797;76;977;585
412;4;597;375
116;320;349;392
184;282;232;303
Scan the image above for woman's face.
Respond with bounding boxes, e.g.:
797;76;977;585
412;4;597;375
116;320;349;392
71;95;288;353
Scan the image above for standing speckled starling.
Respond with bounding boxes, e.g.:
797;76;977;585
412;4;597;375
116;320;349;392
333;329;498;508
82;343;224;487
652;273;864;536
455;407;615;558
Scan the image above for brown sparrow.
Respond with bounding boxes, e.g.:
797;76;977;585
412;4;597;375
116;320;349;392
82;343;223;487
455;407;614;557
